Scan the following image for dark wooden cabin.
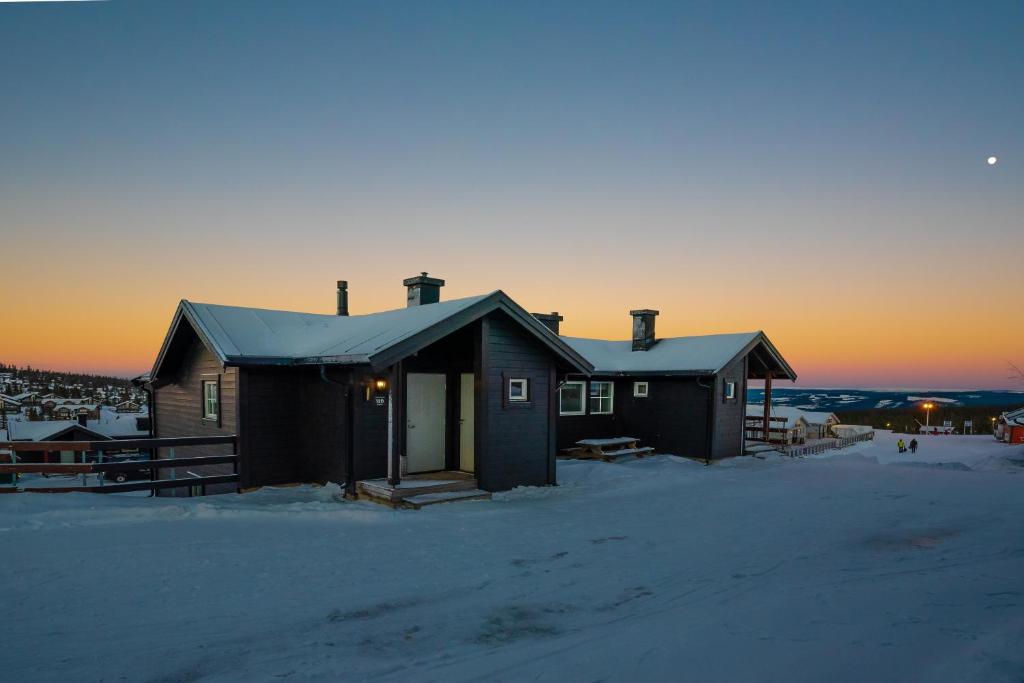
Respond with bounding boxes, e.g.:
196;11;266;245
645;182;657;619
546;309;797;460
147;275;593;497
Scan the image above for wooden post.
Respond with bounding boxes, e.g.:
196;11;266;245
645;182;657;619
388;363;403;487
763;373;773;442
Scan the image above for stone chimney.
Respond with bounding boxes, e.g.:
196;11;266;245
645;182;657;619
403;272;445;306
630;309;659;351
532;312;563;335
336;281;349;316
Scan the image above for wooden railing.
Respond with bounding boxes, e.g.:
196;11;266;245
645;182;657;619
784;431;875;458
0;435;238;494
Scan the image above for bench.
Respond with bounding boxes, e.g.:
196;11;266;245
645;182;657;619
560;437;655;462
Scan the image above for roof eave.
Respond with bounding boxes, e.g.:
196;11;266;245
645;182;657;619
588;369;718;377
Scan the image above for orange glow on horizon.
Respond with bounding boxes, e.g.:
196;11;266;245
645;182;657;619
2;262;1020;390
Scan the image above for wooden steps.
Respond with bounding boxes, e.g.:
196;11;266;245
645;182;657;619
355;474;491;509
402;488;491;509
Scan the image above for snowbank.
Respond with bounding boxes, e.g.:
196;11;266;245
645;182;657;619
3;436;1023;682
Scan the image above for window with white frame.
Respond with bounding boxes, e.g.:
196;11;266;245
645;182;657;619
633;381;649;398
589;381;614;414
508;378;529;402
724;381;736;400
202;379;219;420
559;381;586;416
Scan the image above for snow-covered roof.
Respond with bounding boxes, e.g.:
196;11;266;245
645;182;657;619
186;294;492;363
1000;406;1024;424
6;411;148;442
6;420;98;442
747;404;839;426
153;291;592;375
0;394;19;405
563;332;794;377
51;404;100;412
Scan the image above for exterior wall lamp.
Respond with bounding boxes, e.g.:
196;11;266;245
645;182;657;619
365;378;389;401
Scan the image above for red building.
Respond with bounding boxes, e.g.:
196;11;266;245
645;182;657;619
995;407;1024;444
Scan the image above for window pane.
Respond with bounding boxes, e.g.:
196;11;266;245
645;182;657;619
589;382;613;413
560;383;583;413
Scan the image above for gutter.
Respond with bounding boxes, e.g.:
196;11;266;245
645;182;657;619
697;376;715;465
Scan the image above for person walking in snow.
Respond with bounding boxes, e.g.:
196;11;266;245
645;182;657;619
897;438;905;453
909;438;918;454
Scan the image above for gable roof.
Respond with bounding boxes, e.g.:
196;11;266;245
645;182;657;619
563;331;796;379
1001;406;1024;424
151;291;593;377
6;410;148;442
7;420;111;442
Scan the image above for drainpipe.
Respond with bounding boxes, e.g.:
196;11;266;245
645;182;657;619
697;376;715;465
319;365;355;494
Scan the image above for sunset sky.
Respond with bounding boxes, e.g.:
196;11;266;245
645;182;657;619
1;1;1021;389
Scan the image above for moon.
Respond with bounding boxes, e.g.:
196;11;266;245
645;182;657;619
987;156;998;165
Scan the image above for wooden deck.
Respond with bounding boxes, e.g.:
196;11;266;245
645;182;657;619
354;471;491;509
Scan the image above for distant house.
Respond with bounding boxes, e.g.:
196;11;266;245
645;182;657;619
0;394;20;413
6;410;149;463
115;400;143;413
995;407;1024;444
146;275;592;497
11;392;39;406
745;404;840;443
918;424;956;435
554;310;796;460
52;404;101;421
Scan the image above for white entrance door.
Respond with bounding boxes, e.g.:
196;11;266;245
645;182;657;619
406;373;446;473
459;373;475;473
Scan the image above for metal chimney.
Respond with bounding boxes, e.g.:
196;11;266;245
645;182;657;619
336;281;349;316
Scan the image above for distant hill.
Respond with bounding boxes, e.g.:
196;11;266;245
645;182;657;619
745;387;1023;412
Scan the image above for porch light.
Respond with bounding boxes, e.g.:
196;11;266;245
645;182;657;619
366;377;388;402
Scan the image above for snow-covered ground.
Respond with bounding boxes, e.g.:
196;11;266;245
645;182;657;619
4;433;1024;682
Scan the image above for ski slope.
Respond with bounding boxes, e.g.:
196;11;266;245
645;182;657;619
3;433;1023;682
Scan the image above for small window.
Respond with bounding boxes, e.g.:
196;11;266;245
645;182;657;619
724;381;736;401
202;380;219;420
589;381;614;415
559;381;586;415
633;381;649;398
508;378;529;402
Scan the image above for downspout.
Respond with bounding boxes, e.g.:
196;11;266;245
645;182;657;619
697;376;715;465
319;364;355;494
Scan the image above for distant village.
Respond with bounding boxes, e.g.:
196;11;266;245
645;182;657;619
0;365;150;449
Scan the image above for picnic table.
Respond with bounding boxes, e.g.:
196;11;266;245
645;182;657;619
561;436;655;462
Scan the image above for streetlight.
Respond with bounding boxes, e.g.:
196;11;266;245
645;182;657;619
922;402;934;427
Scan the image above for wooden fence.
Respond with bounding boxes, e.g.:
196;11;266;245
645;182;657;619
0;435;238;494
783;431;875;458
